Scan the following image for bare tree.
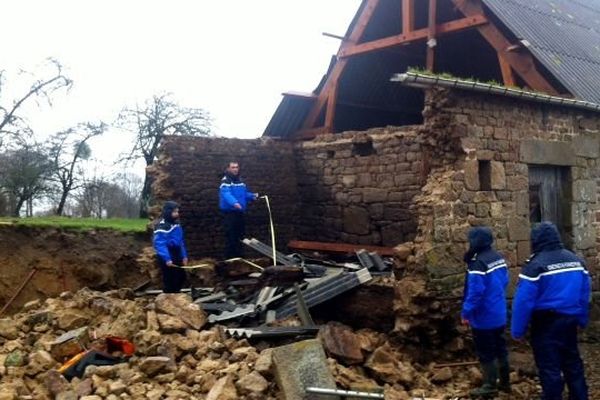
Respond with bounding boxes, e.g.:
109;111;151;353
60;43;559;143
0;143;53;216
118;94;211;217
48;122;106;215
0;59;72;148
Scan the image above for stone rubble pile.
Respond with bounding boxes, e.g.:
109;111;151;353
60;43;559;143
0;287;541;400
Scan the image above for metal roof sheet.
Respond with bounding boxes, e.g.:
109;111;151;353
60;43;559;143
482;0;600;103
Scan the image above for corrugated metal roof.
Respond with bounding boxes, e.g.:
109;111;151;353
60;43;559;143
483;0;600;103
262;94;314;138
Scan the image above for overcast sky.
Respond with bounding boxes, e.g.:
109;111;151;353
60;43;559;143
1;0;361;174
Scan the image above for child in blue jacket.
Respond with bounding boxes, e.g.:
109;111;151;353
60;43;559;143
461;226;510;397
153;201;188;293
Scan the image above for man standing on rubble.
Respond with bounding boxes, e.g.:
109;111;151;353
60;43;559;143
461;226;510;398
219;161;258;259
153;201;188;293
512;222;590;400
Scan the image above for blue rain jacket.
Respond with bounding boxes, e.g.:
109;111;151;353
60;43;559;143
219;172;256;212
511;222;591;338
153;201;188;265
461;227;509;329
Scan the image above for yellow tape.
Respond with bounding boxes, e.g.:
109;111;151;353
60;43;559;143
260;195;277;267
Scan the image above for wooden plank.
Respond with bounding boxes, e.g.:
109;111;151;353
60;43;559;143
301;0;381;131
498;53;516;86
426;0;438;71
287;240;396;257
402;0;415;34
452;0;559;95
340;15;488;58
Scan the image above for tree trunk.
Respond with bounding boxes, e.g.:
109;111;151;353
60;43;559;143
13;197;25;217
56;188;69;216
139;172;153;219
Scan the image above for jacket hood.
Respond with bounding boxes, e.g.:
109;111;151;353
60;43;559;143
464;226;493;262
161;201;179;224
531;222;563;253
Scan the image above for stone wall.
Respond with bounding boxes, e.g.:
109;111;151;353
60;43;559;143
410;88;600;291
150;136;299;258
293;128;427;246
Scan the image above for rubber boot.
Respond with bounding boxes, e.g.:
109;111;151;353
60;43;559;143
497;357;511;393
470;362;499;398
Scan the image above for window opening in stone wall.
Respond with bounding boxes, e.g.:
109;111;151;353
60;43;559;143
528;165;572;248
352;140;375;157
478;160;492;191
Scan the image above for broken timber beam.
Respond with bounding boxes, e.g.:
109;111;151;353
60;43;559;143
287;240;395;256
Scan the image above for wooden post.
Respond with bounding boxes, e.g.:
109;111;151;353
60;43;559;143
324;80;338;133
427;0;438;71
498;53;516;86
402;0;415;34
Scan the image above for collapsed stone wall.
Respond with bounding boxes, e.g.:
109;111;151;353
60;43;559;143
150;137;299;258
293;128;426;246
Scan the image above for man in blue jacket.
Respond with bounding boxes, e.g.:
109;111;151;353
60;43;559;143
461;226;510;397
153;201;188;293
219;161;258;259
512;222;590;400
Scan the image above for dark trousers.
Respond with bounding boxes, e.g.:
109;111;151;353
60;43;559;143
223;211;245;259
159;263;186;293
531;312;588;400
472;326;508;364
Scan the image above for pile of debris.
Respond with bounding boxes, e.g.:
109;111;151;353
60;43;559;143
0;254;546;400
136;238;394;333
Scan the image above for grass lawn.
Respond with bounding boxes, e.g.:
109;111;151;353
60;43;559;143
0;216;149;233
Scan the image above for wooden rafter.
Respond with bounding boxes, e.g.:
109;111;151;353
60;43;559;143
301;0;381;132
402;0;415;34
498;53;516;86
427;0;438;71
452;0;559;95
339;15;488;58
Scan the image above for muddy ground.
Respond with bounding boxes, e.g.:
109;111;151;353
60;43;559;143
0;225;152;313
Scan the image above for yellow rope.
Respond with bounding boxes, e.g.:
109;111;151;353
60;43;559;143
224;257;265;271
260;195;277;267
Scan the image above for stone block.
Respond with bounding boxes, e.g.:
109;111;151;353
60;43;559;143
490;161;506;190
573;180;596;203
343;207;370;235
464;160;479;191
574;226;596;250
155;293;207;330
319;322;364;365
520;140;575;166
381;223;405;247
272;339;339;400
362;188;388;203
508;217;530;241
51;327;90;362
515;191;529;216
572;135;600;158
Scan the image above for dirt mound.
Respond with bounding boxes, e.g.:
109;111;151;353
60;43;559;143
0;225;153;314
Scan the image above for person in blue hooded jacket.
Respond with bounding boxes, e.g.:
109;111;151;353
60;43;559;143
461;226;510;397
153;201;188;293
511;222;590;400
219;161;258;259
